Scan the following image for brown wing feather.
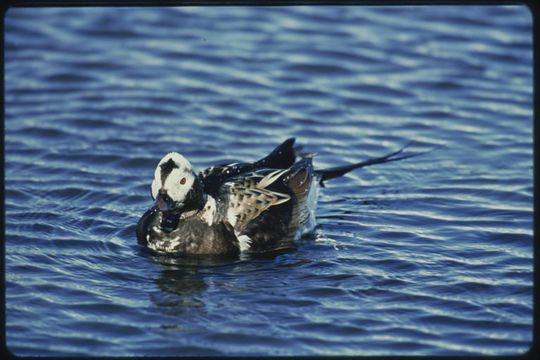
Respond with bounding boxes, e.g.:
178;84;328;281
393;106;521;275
225;171;291;232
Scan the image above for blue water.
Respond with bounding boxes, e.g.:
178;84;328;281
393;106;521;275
4;5;533;356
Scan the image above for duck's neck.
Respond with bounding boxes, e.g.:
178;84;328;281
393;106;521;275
181;178;206;214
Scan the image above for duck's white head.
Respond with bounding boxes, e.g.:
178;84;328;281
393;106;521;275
151;152;203;213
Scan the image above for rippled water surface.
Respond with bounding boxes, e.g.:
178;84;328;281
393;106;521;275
4;5;533;356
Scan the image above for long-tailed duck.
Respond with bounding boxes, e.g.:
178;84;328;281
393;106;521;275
137;138;432;255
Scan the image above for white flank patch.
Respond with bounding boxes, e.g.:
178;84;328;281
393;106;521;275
306;178;319;222
293;179;320;242
200;195;217;225
237;234;252;252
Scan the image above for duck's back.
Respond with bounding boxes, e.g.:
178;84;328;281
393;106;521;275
198;138;298;198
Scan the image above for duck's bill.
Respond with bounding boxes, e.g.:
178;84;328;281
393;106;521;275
154;193;174;211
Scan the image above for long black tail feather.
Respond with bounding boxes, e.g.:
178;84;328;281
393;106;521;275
316;142;443;186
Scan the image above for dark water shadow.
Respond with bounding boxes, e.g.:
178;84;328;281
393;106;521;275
140;245;301;309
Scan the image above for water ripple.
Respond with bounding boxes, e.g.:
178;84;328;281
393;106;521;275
5;4;532;357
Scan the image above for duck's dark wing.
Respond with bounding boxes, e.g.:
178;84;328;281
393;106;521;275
218;158;315;252
199;162;256;198
198;138;299;198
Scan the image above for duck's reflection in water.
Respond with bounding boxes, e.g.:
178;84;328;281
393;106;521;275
149;253;237;307
147;248;299;311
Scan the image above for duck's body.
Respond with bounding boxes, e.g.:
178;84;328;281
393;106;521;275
136;138;429;255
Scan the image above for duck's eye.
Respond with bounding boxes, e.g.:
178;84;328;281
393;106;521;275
180;177;186;185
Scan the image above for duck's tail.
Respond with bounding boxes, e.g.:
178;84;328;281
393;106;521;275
315;142;442;187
